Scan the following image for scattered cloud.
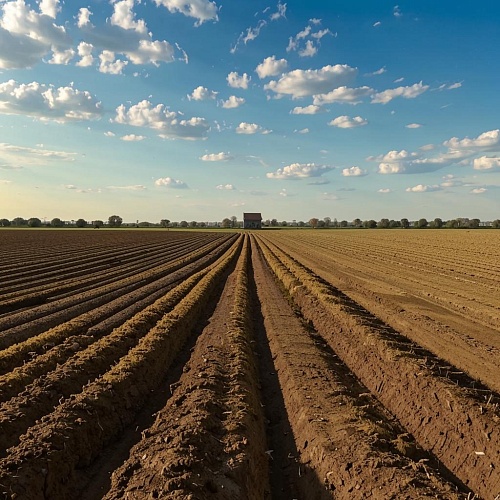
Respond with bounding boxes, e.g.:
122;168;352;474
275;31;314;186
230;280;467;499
0;80;103;122
155;176;188;188
406;123;422;129
373;21;381;27
406;184;442;192
328;115;368;128
444;129;499;150
342;166;367;176
216;184;235;190
286;23;334;58
365;67;386;76
107;184;146;190
266;162;333;179
393;5;402;17
313;86;373;106
121;134;145;141
236;122;271;135
470;187;487;194
152;0;219;27
0;142;77;168
372;82;429;104
188;86;218;101
200;152;232;161
265;65;358;99
227;71;251;89
255;55;288;79
295;128;310;134
291;105;321;115
114;100;210;140
220;96;245;109
378;188;391;193
473;156;500;171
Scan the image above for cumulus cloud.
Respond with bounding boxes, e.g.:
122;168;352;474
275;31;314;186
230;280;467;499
155;176;188;188
121;134;145;141
188;86;218;101
291;105;321;115
114;100;210;140
200;152;232;161
444;129;500;150
220;96;245;109
99;50;128;74
342;166;367;177
266;162;333;179
216;184;235;190
405;184;442;192
372;82;429;104
0;80;103;122
227;72;251;89
152;0;219;26
264;65;357;99
328;115;368;128
473;156;500;171
255;55;288;79
236;122;271;135
76;42;94;67
312;86;373;106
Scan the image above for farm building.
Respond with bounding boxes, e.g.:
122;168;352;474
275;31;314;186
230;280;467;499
243;213;262;229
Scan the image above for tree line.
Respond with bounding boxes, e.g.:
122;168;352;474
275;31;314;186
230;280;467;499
1;215;499;229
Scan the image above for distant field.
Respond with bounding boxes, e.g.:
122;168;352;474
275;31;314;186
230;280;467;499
0;229;498;498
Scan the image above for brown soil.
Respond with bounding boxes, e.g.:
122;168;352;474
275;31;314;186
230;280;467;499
0;229;497;499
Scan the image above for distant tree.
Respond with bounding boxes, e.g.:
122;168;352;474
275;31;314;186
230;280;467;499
363;220;377;228
400;218;410;229
108;215;123;227
51;217;64;227
0;218;11;227
317;220;325;228
221;218;231;228
332;218;339;228
281;220;288;227
189;220;197;228
171;221;179;227
340;220;348;228
180;220;188;228
430;218;443;229
12;217;27;227
378;218;390;228
445;219;459;228
352;218;362;228
417;218;428;228
492;219;500;228
27;217;42;227
199;222;206;228
309;218;319;229
160;219;170;228
75;218;87;228
298;221;305;227
93;220;104;228
469;218;481;229
270;219;278;227
230;215;237;228
138;221;151;227
324;217;331;228
389;220;401;228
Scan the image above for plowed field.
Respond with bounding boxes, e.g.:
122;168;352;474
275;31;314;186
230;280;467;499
0;229;498;499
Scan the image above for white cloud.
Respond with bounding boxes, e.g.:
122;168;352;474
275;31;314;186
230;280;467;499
378;162;405;174
236;122;271;135
152;0;219;26
200;152;232;161
104;131;115;137
155;177;188;188
313;86;373;106
291;105;321;115
126;39;175;66
0;142;77;168
221;96;245;109
287;24;334;58
328;115;368;128
121;134;145;141
77;7;92;28
0;179;12;184
470;187;487;194
107;184;147;190
342;166;367;177
406;184;442;192
99;50;128;74
227;72;251;89
365;67;386;76
447;82;462;90
393;5;402;17
76;42;94;67
372;82;429;104
378;188;391;193
265;65;358;99
256;55;288;79
188;86;218;101
111;0;147;33
216;184;235;190
270;2;287;21
114;100;210;140
266;162;333;179
473;156;500;171
48;48;75;65
295;128;310;134
444;129;499;150
0;80;103;122
39;0;60;19
373;21;381;27
299;40;317;57
406;123;422;129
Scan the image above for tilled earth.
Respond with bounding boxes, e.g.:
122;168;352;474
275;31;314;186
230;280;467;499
0;229;498;499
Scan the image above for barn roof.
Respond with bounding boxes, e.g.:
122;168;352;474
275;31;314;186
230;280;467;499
243;213;262;221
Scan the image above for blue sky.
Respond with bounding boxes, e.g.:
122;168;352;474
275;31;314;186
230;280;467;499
0;0;499;223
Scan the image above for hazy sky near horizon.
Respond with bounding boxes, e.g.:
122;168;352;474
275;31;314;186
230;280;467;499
0;0;499;223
